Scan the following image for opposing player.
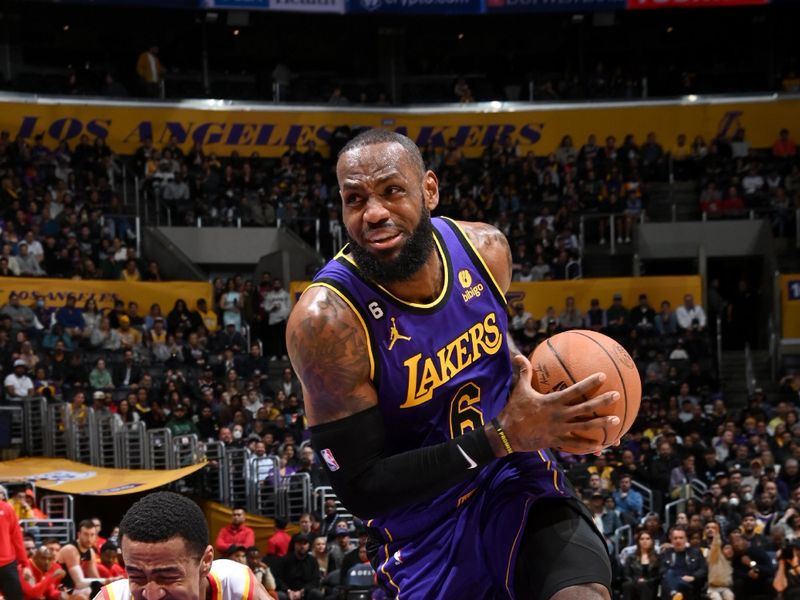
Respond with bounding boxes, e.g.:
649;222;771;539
55;520;110;597
94;492;271;600
287;129;619;599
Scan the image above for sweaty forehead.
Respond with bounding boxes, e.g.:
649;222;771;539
337;142;418;186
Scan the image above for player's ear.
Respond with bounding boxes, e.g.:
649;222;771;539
423;170;439;211
199;545;214;575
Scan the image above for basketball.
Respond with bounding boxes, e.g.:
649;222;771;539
529;330;642;454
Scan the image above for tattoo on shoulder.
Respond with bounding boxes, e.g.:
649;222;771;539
288;288;374;423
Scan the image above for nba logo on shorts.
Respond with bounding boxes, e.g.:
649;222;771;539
321;448;340;471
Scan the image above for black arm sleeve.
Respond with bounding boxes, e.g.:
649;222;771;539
309;405;496;519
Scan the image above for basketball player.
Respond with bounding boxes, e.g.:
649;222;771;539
94;492;271;600
286;129;619;599
55;520;112;597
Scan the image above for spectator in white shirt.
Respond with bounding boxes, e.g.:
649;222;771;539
675;293;707;332
4;359;34;398
742;166;765;196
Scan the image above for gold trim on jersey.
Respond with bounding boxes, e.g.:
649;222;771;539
538;450;563;494
241;563;252;600
505;496;534;596
380;527;402;598
336;233;451;310
442;217;507;303
304;282;376;382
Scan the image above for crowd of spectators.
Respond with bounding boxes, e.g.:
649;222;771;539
0;131;163;281
681;127;800;233
0;112;799;600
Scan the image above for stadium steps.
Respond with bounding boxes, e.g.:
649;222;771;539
720;349;778;408
645;180;700;222
720;350;750;408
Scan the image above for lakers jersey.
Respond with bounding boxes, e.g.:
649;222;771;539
309;217;568;542
96;559;258;600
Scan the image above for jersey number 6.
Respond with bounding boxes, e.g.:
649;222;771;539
449;382;484;439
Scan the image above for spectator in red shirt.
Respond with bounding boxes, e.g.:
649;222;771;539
95;543;125;580
721;186;746;218
91;518;107;554
0;487;29;600
214;507;255;556
265;517;291;558
773;128;797;159
19;546;64;600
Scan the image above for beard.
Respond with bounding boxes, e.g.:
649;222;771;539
348;205;435;285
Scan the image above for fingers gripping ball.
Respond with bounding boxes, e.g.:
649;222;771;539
529;330;642;453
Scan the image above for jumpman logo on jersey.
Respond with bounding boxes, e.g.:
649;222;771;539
388;317;412;351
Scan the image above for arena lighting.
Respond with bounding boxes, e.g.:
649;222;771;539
63;24;69;31
489;100;503;111
687;94;698;102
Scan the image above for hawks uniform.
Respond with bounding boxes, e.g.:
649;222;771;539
95;559;258;600
308;217;571;599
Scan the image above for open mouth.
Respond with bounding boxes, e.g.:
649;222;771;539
365;231;402;250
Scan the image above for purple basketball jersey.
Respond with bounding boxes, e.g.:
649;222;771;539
309;217;570;598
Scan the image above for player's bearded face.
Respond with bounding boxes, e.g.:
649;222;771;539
348;197;434;285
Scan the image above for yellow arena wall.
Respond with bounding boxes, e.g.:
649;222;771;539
1;94;797;158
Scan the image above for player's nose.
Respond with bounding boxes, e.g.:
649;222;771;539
141;582;167;600
363;194;391;223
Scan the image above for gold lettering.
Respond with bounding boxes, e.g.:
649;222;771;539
453;332;473;373
417;358;441;401
477;313;503;355
401;312;505;409
436;334;463;382
402;353;423;408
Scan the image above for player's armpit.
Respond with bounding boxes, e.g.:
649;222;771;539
286;285;377;426
457;221;513;293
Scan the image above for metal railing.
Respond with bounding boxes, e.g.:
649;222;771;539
116;421;148;469
19;518;75;545
744;343;756;397
249;456;281;517
0;405;23;447
690;478;708;499
631;480;654;515
578;211;646;255
613;524;633;554
716;315;723;375
41;495;74;522
664;498;687;531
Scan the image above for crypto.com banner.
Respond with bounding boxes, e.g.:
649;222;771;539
627;0;768;8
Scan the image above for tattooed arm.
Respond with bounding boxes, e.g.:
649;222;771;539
286;284;507;517
286;285;376;426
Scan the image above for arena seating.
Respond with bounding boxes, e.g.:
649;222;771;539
2;121;799;599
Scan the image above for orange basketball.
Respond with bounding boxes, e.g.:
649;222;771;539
528;329;641;454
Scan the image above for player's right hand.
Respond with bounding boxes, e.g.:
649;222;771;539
497;354;620;454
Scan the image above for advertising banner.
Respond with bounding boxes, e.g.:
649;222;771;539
1;93;797;159
0;457;206;496
0;277;213;313
200;0;345;11
200;0;270;7
291;275;703;319
627;0;768;8
487;0;625;12
269;0;345;11
346;0;482;14
780;274;800;339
